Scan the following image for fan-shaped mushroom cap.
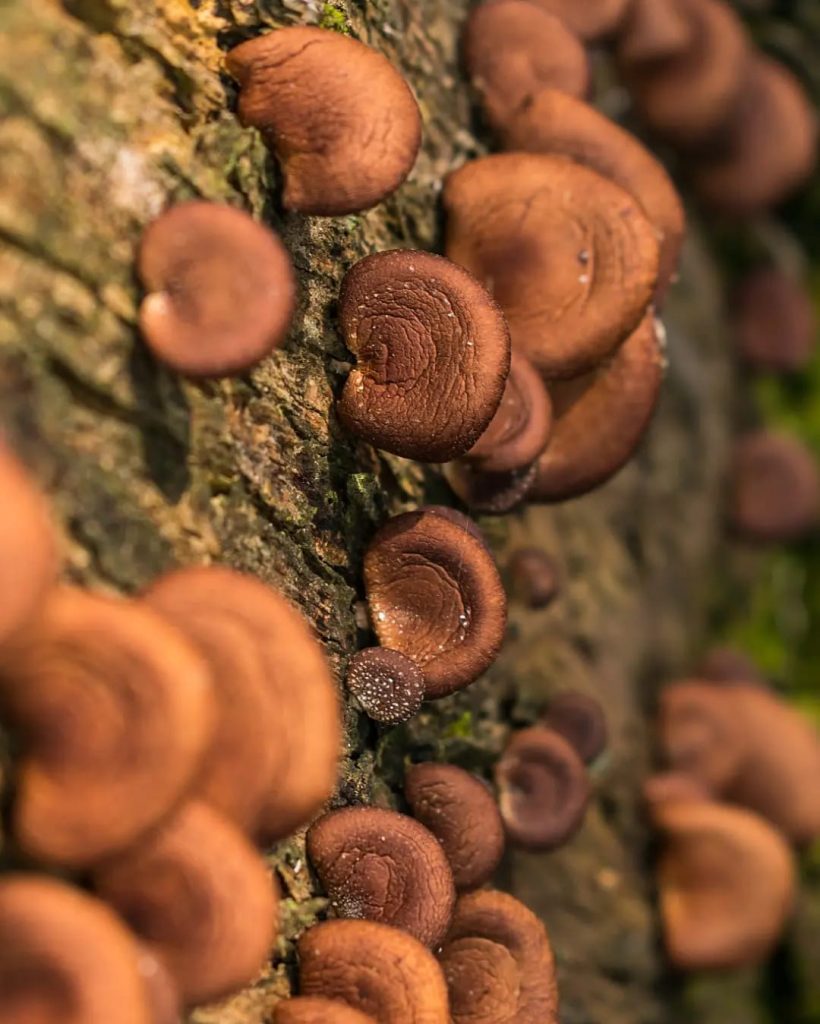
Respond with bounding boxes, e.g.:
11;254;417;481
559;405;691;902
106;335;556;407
346;647;425;725
336;250;510;461
306;806;456;947
732;267;815;372
440;889;558;1024
615;0;694;64
226;28;421;216
275;998;376;1024
697;646;765;685
298;919;450;1024
0;587;214;868
444;153;659;378
652;798;796;969
529;312;664;502
444;461;538;515
0;875;153;1024
145;566;340;842
405;762;505;890
495;725;590;850
500;89;685;302
507;548;560;609
364;510;507;699
543;691;607;763
94;801;278;1007
526;0;630;40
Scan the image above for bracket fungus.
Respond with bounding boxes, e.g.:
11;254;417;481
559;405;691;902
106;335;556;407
138;202;295;377
226;28;421;215
526;0;630;41
307;806;456;947
275;998;376;1024
507;548;561;609
444;153;660;378
337;250;510;462
345;647;425;725
543;692;608;764
615;0;695;64
405;762;505;890
732;266;815;373
363;510;507;699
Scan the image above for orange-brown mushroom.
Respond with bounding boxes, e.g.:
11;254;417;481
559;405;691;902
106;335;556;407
416;505;489;547
542;692;607;764
615;0;695;64
642;771;710;808
307;806;456;947
732;266;815;373
226;28;421;215
444;461;538;515
507;548;561;609
526;0;630;40
137;947;182;1024
275;998;376;1024
345;647;425;725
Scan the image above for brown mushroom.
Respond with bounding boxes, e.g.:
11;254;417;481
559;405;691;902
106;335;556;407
494;725;590;850
525;0;630;41
226;28;421;215
364;510;507;698
345;647;425;725
93;800;278;1007
615;0;695;64
542;692;607;763
336;250;510;461
444;461;538;515
298;919;450;1024
275;998;376;1024
306;806;456;947
138;202;296;377
137;948;182;1024
404;762;505;890
732;266;815;373
642;771;710;808
416;505;488;547
444;153;659;378
697;646;766;685
507;548;560;609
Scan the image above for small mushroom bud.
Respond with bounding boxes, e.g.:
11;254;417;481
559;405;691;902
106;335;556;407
345;647;425;725
507;548;560;609
275;998;376;1024
525;0;630;41
615;0;694;64
307;806;456;947
542;691;607;764
444;461;538;515
732;267;815;373
298;919;450;1024
697;646;766;685
226;28;421;215
405;762;505;890
364;510;507;699
445;153;659;379
138;202;296;377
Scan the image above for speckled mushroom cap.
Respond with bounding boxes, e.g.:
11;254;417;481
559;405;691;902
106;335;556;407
298;919;450;1024
0;875;153;1024
444;153;659;379
732;267;815;372
138;202;295;377
530;312;664;502
543;692;608;764
307;806;456;947
226;28;421;215
615;0;694;64
444;461;538;515
336;250;511;461
345;647;425;725
275;998;376;1024
363;510;507;699
526;0;631;40
440;889;558;1024
506;548;561;609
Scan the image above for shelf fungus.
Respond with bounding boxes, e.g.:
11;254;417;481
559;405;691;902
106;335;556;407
732;266;815;373
138;202;295;377
307;806;456;947
337;250;510;461
526;0;630;41
507;548;561;609
345;647;425;725
364;510;507;698
444;153;660;379
226;28;421;215
275;998;376;1024
615;0;694;65
542;692;608;764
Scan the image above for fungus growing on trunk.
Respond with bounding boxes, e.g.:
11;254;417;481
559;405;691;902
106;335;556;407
615;0;694;64
526;0;630;40
345;647;425;725
507;548;561;609
542;692;608;763
275;998;376;1024
732;266;815;372
444;461;538;515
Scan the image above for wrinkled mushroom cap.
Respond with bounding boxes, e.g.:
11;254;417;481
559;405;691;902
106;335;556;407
275;997;376;1024
732;266;815;373
543;691;607;763
615;0;695;64
525;0;630;40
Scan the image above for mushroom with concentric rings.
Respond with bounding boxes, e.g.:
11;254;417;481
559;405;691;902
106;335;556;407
542;692;608;764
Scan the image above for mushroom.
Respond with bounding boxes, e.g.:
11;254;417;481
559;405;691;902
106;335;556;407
0;587;214;868
529;312;664;502
336;250;510;461
542;692;607;764
642;771;710;808
507;548;561;609
404;762;505;890
145;565;341;842
345;647;425;725
494;725;590;850
93;800;278;1007
298;919;450;1024
306;806;456;947
138;202;296;377
416;505;489;547
444;461;538;515
615;0;695;64
226;28;421;215
363;510;507;699
439;889;558;1024
444;153;659;378
275;998;376;1024
136;947;182;1024
524;0;630;41
732;266;815;372
0;874;153;1024
697;646;765;685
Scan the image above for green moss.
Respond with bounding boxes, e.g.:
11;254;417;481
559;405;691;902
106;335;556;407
443;710;473;739
319;3;351;33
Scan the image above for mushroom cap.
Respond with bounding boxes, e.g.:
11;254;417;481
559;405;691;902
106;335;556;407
404;762;505;890
336;250;511;462
0;587;214;868
226;28;421;216
524;0;630;40
507;547;561;609
138;202;295;377
136;947;182;1024
642;771;710;813
499;89;685;303
298;919;450;1024
732;266;815;373
444;153;659;378
275;998;376;1024
345;647;425;725
144;565;341;842
444;460;538;515
364;510;507;699
542;691;607;763
0;874;153;1024
440;889;558;1024
696;646;766;686
494;725;591;850
615;0;695;64
93;800;278;1007
529;312;664;502
306;806;456;947
416;505;489;547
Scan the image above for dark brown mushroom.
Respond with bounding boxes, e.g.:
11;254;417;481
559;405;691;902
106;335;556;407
336;250;510;461
615;0;695;64
444;461;538;515
306;806;456;947
405;762;505;890
732;266;815;373
275;998;376;1024
226;28;421;215
416;505;488;547
444;153;659;378
138;202;295;377
507;548;561;609
345;647;425;725
542;692;607;763
526;0;630;41
697;646;766;685
364;510;507;698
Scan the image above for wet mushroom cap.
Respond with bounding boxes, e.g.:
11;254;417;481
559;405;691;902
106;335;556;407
345;647;425;725
226;28;421;215
543;691;607;763
337;250;510;462
732;267;815;372
444;460;538;515
444;153;659;379
525;0;631;41
138;202;295;377
507;548;561;609
615;0;695;64
275;998;376;1024
416;505;488;547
